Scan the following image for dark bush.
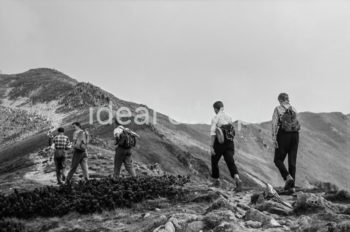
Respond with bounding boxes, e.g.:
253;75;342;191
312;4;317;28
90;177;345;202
0;175;190;219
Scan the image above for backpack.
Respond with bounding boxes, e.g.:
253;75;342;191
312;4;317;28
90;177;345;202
118;129;137;149
279;106;301;132
216;124;235;144
74;130;90;152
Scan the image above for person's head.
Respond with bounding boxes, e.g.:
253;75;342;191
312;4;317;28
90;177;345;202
72;122;82;130
278;93;289;104
213;101;224;114
57;127;65;134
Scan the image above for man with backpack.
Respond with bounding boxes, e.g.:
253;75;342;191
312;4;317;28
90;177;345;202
210;101;242;192
272;93;301;193
52;127;71;185
113;119;139;178
66;122;90;183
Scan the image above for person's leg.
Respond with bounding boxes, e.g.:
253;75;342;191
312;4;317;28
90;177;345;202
288;132;299;188
54;156;61;183
114;147;126;178
61;156;66;181
211;151;222;179
274;132;290;180
124;150;136;177
80;156;89;181
223;144;242;191
223;148;239;178
66;151;80;183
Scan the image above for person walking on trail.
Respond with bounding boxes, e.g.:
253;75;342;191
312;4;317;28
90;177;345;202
113;119;139;178
272;93;301;193
66;122;90;183
210;101;242;192
52;127;71;185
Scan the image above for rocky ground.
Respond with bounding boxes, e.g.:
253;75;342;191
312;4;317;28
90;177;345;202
1;148;350;232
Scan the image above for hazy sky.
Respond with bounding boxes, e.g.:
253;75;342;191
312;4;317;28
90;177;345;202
1;0;349;123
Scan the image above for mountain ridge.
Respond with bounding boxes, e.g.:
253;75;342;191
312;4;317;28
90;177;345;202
0;68;349;191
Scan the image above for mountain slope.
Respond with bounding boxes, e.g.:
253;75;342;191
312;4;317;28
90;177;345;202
0;68;349;192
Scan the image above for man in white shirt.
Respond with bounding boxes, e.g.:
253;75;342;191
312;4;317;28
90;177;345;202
210;101;242;191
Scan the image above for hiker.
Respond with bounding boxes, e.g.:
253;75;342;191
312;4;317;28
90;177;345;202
210;101;242;191
113;119;139;178
52;127;71;185
66;122;90;183
272;93;300;193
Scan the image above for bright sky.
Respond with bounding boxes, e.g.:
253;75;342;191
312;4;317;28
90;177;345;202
1;0;349;123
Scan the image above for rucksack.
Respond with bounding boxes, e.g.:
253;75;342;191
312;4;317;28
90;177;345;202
216;124;235;144
74;130;90;152
279;106;301;132
118;129;137;149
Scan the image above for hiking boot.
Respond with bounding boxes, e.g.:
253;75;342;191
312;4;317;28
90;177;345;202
235;178;243;192
284;175;294;190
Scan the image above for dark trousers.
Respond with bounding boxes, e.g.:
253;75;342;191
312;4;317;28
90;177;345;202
211;140;238;179
274;130;299;187
66;149;89;182
114;147;136;178
54;150;66;183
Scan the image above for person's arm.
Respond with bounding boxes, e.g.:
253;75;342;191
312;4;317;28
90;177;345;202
65;137;72;150
210;117;217;155
272;107;279;147
130;130;140;138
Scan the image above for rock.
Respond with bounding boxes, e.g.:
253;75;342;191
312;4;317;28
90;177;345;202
171;213;204;224
325;190;350;203
153;221;175;232
213;222;241;232
186;221;205;232
245;220;262;228
192;191;220;203
237;203;250;211
294;192;328;213
143;213;151;218
206;197;236;213
336;220;350;232
251;193;265;205
255;200;291;216
315;182;339;193
244;208;280;227
169;217;181;230
164;221;175;232
204;210;237;229
292;216;312;231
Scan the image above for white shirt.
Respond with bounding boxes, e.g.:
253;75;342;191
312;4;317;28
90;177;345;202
113;126;125;138
210;109;233;136
113;126;140;138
